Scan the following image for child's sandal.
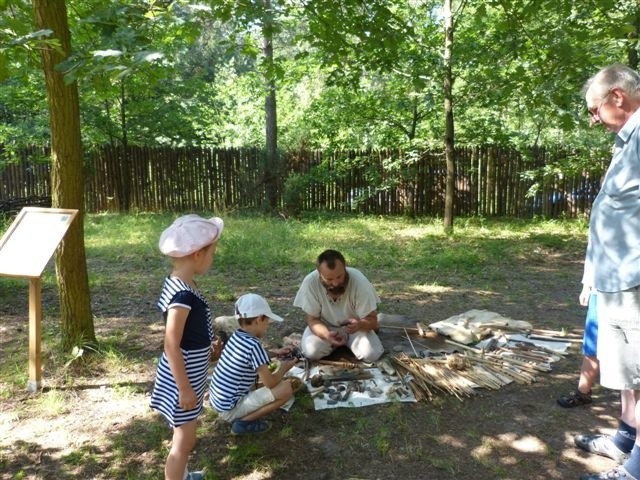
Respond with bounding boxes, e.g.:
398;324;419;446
186;469;206;480
231;419;272;435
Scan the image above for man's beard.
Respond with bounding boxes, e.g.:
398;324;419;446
322;272;349;295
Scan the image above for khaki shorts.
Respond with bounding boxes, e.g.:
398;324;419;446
597;287;640;390
216;386;275;422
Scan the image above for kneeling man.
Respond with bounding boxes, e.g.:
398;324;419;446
293;249;384;363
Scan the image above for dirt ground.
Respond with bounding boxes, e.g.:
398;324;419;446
0;240;627;480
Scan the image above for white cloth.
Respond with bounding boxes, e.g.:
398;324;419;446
288;365;416;411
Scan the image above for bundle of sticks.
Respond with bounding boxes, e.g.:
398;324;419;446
390;340;558;402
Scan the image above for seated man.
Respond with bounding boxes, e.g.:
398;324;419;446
293;249;384;363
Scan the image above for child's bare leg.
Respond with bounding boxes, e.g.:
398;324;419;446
240;380;293;421
578;355;599;394
165;419;197;480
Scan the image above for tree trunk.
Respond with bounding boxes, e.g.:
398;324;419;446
443;0;455;232
119;80;130;211
263;0;279;211
629;9;639;70
33;0;95;351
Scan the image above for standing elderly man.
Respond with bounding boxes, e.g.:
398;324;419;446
293;249;384;363
574;64;640;480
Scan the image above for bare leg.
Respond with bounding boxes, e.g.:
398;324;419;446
626;389;639;432
165;420;197;480
558;356;599;408
578;355;599;394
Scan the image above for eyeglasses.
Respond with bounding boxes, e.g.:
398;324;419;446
587;90;612;122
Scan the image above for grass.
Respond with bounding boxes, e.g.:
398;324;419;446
0;212;588;317
30;389;70;417
0;210;589;388
0;212;591;479
1;211;586;329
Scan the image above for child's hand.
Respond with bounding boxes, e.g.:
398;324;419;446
274;346;292;357
275;346;302;361
178;387;198;410
210;337;224;362
279;358;298;374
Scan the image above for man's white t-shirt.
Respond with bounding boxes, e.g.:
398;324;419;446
293;266;379;327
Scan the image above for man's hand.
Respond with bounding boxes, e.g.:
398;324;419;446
343;318;361;334
579;285;592;306
327;329;347;347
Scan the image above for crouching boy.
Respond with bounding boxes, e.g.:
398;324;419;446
209;293;298;435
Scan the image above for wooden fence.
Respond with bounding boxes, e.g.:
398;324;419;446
0;145;608;217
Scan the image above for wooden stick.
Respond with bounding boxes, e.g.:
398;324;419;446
444;339;483;354
404;328;420;357
507;338;568;357
494;353;551;372
531;328;583;338
528;334;582;344
471;356;536;383
316;359;361;369
378;324;421;332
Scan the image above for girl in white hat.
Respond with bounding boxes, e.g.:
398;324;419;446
150;214;224;480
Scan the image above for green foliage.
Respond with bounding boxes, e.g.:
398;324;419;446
282;171;310;216
0;2;57;150
63;342;101;368
0;1;61;81
0;0;638;167
453;0;634;148
293;0;443;149
58;1;206;84
0;74;50;150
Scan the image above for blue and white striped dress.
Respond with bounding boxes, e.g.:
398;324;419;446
150;277;213;427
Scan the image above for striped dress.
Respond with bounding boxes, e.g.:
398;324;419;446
150;277;213;427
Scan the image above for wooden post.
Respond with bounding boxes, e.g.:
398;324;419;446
27;277;42;392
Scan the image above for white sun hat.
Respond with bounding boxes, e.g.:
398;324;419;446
159;214;224;257
235;293;284;322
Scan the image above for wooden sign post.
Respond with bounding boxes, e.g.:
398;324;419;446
0;207;78;392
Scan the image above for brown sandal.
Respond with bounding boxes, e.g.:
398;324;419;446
557;390;592;408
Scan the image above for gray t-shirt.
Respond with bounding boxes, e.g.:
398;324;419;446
293;266;380;327
584;108;640;292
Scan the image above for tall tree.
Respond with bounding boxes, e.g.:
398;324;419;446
33;0;95;351
262;0;279;210
443;0;455;232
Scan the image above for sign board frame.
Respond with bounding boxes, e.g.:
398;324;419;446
0;207;78;391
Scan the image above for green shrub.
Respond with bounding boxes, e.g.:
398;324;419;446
282;172;310;217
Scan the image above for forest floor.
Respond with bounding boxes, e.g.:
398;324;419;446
0;217;624;480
